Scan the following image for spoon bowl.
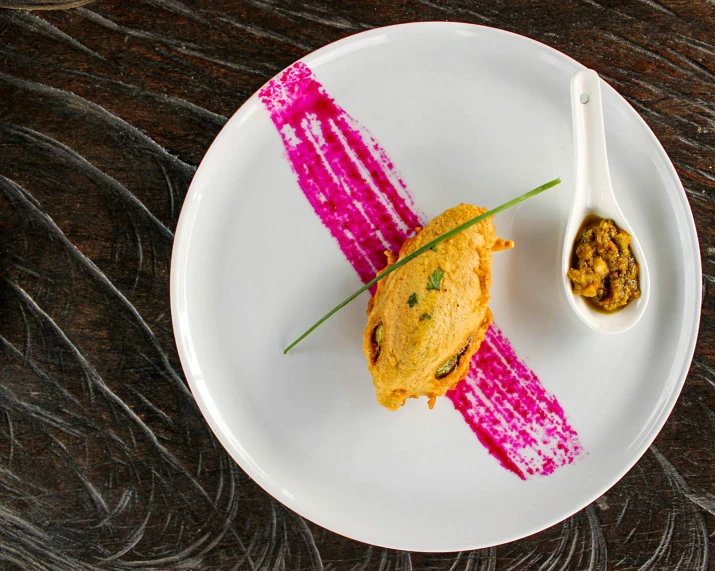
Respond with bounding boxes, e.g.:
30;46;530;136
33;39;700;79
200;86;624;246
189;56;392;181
562;69;651;333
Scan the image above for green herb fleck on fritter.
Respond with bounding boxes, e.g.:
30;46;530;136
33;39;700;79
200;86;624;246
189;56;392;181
427;268;445;291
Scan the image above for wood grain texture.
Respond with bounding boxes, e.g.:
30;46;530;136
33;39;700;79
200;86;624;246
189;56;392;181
0;1;713;569
0;0;95;10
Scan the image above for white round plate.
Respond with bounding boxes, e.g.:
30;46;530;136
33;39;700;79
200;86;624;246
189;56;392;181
171;23;701;551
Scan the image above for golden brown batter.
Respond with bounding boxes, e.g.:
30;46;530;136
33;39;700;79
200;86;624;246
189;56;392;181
362;204;513;410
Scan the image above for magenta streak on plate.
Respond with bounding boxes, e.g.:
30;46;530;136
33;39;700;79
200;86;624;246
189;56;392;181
259;62;583;479
259;62;422;288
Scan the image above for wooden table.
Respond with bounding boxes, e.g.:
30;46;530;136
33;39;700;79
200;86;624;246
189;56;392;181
1;1;713;569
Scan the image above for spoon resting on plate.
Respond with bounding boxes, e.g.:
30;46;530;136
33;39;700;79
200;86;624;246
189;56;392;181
561;69;650;333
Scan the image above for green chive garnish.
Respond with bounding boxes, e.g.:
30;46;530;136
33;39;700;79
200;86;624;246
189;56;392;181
283;178;561;354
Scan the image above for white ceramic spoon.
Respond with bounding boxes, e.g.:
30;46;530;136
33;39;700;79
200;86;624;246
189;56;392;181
561;69;650;333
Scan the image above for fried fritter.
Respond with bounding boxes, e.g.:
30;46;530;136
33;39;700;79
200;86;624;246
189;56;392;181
363;204;513;410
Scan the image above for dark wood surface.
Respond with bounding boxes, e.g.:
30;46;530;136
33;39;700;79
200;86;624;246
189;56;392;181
0;1;713;569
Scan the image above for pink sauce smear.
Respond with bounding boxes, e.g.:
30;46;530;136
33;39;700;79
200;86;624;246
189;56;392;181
259;62;584;479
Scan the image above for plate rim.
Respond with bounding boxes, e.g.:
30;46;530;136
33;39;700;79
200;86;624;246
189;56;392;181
170;21;702;551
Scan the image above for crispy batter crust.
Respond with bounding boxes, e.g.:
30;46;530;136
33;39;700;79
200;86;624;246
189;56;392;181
363;204;513;410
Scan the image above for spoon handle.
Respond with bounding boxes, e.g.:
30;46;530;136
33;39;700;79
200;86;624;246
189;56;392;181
571;69;614;210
